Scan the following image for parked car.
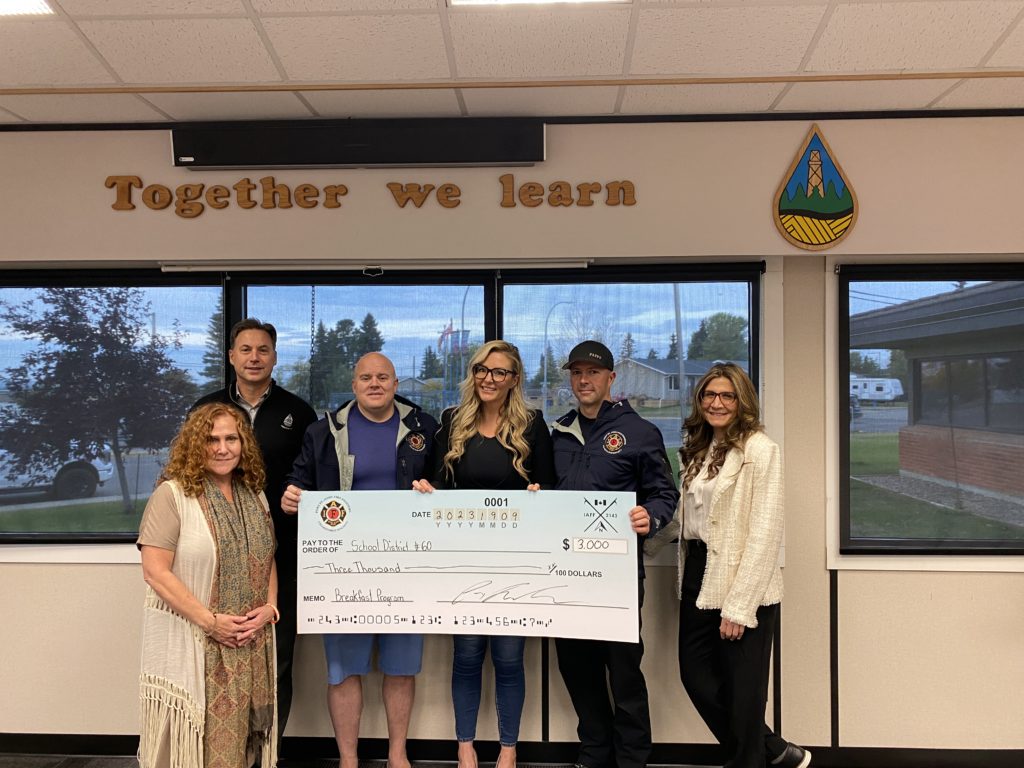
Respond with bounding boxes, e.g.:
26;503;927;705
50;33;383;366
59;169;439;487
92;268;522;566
0;445;114;499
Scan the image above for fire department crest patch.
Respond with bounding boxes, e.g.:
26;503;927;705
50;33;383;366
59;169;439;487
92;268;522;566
602;431;626;454
406;432;426;452
318;497;349;530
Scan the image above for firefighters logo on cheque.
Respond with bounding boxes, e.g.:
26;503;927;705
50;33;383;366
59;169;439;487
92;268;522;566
317;497;350;530
602;431;626;454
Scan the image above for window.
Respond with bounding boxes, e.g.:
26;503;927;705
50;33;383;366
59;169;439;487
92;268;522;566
246;280;487;415
501;265;760;477
0;274;222;542
839;265;1024;554
2;264;761;543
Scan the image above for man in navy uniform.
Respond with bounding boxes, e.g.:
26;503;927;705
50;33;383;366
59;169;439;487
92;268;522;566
551;340;678;768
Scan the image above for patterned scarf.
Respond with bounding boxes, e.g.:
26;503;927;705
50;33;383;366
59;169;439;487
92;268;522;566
199;476;276;768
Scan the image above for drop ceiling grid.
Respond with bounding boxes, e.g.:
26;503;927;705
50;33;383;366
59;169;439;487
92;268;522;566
0;20;115;86
619;82;787;114
143;90;316;120
0;92;165;122
775;78;956;111
447;8;634;79
76;17;281;83
261;14;452;81
303;88;463;117
805;0;1024;72
462;85;622;115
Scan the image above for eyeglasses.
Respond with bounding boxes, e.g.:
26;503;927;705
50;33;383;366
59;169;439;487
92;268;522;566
472;364;515;383
701;390;737;405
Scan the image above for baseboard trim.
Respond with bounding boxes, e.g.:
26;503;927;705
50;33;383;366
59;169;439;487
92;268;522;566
1;734;1021;768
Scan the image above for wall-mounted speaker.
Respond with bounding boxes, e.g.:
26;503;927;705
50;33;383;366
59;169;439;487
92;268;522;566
172;119;546;170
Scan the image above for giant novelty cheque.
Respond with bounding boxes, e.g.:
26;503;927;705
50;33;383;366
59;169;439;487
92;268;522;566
297;489;639;643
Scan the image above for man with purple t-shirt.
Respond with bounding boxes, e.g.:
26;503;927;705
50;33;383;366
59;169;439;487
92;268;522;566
282;352;438;768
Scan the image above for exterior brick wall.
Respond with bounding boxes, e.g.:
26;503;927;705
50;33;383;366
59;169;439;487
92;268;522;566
899;425;1024;497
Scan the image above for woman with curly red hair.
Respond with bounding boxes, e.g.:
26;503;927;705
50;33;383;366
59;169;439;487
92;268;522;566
137;402;278;768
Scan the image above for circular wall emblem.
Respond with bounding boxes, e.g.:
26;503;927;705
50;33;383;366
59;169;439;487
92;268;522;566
602;431;626;454
406;432;426;452
318;497;350;530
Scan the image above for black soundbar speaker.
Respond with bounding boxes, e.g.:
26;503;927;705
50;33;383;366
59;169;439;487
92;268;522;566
172;119;546;170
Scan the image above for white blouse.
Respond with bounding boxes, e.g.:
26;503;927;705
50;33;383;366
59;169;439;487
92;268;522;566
683;446;719;543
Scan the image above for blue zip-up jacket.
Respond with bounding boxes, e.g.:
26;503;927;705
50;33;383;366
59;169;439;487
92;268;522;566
286;395;438;493
552;399;679;577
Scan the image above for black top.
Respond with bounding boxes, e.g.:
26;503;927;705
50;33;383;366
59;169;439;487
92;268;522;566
429;408;555;490
193;381;317;546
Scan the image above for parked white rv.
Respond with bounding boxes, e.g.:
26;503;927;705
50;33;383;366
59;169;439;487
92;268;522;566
849;376;905;403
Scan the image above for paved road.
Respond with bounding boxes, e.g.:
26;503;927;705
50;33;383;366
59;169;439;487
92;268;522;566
852;405;909;433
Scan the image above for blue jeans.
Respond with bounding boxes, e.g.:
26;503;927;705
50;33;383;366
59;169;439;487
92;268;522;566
452;634;526;746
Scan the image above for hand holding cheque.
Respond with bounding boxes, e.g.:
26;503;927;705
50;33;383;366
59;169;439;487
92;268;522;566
297;489;639;643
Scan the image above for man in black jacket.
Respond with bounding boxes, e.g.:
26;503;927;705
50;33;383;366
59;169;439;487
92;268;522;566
551;340;678;768
193;317;317;743
282;351;437;768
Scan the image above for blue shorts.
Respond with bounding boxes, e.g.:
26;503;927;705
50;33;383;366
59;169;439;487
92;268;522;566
323;633;424;684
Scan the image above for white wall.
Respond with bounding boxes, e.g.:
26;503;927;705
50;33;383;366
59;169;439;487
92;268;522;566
0;118;1022;753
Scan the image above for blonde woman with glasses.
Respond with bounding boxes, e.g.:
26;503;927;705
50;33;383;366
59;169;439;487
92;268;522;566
649;362;810;768
413;340;555;768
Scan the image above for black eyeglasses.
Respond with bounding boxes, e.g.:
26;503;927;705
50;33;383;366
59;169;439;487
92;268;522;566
472;364;515;383
701;390;737;405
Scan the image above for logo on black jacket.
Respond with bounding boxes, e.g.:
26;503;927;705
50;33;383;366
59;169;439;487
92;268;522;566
602;431;626;454
282;413;294;430
406;432;426;452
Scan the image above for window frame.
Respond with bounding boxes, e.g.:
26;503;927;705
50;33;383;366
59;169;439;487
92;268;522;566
0;269;223;544
838;263;1024;556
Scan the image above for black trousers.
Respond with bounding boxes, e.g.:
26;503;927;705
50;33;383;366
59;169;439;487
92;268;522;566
678;543;787;768
275;547;298;744
555;581;651;768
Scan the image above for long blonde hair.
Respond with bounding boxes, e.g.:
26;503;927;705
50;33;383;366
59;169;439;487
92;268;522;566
442;340;534;482
679;362;762;489
162;403;266;497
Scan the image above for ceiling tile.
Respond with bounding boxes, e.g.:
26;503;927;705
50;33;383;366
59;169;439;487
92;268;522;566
252;0;435;11
932;77;1024;108
449;8;631;79
620;82;785;114
262;15;450;81
0;94;166;122
987;11;1024;66
0;20;114;86
77;18;281;83
806;1;1024;72
303;88;461;117
463;86;619;116
631;5;827;75
775;78;954;111
144;91;315;120
59;0;246;14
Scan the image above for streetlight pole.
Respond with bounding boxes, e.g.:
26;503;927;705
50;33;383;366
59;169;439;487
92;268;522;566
459;285;471;381
542;301;571;421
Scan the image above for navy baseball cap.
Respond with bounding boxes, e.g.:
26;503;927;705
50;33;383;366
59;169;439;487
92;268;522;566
562;340;614;371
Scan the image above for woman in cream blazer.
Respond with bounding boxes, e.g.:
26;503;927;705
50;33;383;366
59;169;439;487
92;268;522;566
650;362;809;768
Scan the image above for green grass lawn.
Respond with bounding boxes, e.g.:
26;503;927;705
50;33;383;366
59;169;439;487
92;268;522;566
849;432;899;475
0;496;147;534
850;479;1024;539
